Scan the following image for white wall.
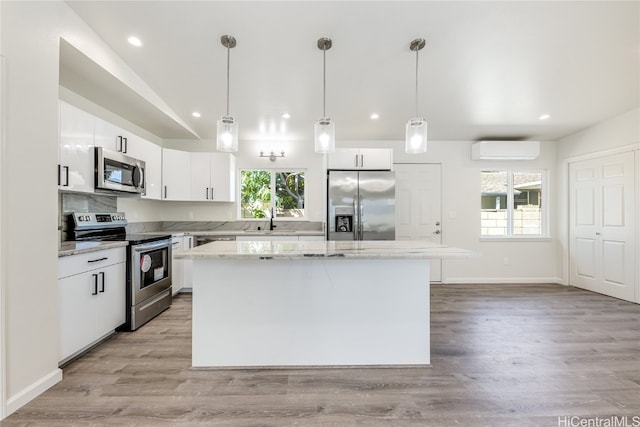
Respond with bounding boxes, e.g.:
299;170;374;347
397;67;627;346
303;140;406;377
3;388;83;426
0;0;178;417
556;108;640;285
1;1;63;416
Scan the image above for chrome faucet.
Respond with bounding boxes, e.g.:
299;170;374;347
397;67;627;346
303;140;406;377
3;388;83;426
269;207;277;231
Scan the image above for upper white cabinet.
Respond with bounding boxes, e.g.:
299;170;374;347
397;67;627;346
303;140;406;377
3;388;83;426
327;148;392;170
93;117;122;152
58;101;95;193
190;152;236;202
127;136;162;200
59;101;164;199
162;148;191;201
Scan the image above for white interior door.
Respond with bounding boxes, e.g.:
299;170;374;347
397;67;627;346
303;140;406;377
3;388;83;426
569;151;636;302
395;163;442;282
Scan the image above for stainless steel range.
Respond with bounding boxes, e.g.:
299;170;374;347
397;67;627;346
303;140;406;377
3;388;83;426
66;212;172;331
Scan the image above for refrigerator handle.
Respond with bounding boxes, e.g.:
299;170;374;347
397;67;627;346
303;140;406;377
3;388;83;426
352;198;359;240
359;197;364;240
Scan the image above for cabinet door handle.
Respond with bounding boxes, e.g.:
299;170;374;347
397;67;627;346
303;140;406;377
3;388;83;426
117;136;123;152
63;166;69;186
123;137;128;153
92;274;98;295
88;257;108;263
99;272;105;293
57;164;61;185
360;154;364;168
210;188;214;200
164;186;168;199
206;187;209;200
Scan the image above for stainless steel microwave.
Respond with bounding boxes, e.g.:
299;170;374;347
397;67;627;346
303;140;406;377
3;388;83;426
95;147;146;195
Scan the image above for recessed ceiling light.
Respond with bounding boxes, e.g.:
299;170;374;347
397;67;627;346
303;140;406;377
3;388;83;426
370;113;379;120
539;114;551;121
281;113;291;119
192;112;201;118
127;36;143;47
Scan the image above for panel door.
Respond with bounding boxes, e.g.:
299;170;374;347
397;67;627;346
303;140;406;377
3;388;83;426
59;101;95;192
327;149;360;170
569;151;636;302
93;116;121;152
210;153;236;202
360;149;392;170
162;148;191;200
94;262;126;337
394;163;442;282
127;137;162;200
190;152;211;201
58;271;100;361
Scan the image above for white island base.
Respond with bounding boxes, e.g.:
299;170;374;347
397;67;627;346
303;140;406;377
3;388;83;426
192;257;430;367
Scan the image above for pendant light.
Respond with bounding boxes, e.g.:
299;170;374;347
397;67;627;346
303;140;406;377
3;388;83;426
314;37;335;154
217;35;238;152
405;38;427;154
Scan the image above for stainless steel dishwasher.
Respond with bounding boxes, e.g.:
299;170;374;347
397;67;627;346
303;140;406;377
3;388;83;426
194;235;236;246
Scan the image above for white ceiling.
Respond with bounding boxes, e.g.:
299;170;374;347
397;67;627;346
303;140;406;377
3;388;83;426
64;1;639;143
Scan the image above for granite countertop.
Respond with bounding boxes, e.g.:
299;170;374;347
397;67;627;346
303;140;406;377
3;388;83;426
59;241;128;257
174;240;480;260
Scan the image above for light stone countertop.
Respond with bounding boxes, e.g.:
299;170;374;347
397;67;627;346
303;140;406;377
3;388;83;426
174;240;480;260
140;230;325;237
59;241;128;257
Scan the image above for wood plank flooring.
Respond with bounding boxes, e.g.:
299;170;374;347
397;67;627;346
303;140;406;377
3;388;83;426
2;284;639;426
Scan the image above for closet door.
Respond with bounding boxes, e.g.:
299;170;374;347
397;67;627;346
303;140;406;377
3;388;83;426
569;151;636;302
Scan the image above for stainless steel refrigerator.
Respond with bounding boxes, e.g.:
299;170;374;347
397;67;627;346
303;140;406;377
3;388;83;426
327;171;395;240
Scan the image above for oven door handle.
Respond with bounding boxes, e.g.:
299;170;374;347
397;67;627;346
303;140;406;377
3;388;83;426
132;239;171;253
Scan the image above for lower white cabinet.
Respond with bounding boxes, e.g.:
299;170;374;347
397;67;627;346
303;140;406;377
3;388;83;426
58;247;126;363
182;236;194;290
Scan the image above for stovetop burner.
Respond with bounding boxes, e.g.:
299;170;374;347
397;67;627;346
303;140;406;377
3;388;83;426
66;212;170;244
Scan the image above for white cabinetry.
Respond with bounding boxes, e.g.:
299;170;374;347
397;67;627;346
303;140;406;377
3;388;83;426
182;236;194;290
328;148;392;170
190;153;236;202
171;236;184;295
58;101;95;192
58;247;126;363
128;137;162;200
162;148;191;201
59;101;163;198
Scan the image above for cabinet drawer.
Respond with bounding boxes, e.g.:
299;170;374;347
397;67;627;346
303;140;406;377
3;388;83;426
58;247;126;279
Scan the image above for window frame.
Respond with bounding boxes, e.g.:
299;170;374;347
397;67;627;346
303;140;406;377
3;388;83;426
238;168;307;220
479;168;549;240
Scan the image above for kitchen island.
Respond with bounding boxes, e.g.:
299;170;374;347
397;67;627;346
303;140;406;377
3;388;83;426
175;240;478;368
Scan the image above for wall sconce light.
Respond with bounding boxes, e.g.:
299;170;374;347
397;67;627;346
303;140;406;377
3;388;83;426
259;150;285;162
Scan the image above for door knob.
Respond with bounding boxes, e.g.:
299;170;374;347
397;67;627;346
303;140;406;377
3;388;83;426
433;230;441;235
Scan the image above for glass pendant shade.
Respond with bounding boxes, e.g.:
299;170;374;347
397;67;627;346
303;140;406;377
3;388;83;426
314;117;335;153
405;117;427;154
216;115;238;152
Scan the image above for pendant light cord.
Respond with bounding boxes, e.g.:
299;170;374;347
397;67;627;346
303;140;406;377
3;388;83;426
226;43;230;116
414;48;419;118
323;48;326;118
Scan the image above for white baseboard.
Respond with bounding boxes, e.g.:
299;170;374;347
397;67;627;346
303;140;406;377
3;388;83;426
5;368;62;417
442;277;563;285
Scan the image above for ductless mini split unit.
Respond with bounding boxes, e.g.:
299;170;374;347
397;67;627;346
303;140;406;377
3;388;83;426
471;140;540;160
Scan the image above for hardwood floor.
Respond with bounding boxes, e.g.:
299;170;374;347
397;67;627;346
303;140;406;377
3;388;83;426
2;284;639;426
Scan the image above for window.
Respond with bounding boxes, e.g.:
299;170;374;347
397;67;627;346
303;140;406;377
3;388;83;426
240;170;305;219
480;170;546;237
